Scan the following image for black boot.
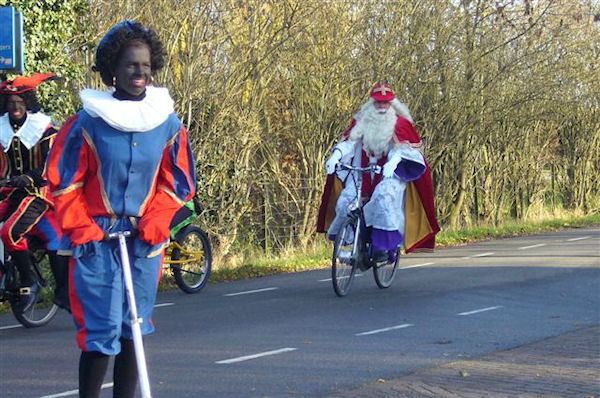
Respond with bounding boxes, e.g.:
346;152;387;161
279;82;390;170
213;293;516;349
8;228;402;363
11;250;39;312
12;250;34;286
49;252;70;312
113;338;138;398
79;350;109;398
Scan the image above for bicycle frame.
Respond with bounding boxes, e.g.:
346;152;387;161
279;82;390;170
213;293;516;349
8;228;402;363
331;162;400;296
339;162;381;270
164;196;202;267
163;241;203;266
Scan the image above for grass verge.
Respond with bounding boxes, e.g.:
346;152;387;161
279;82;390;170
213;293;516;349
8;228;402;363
207;212;600;284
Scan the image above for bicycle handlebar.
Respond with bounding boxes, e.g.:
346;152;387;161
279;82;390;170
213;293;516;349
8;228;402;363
336;163;382;174
106;230;136;240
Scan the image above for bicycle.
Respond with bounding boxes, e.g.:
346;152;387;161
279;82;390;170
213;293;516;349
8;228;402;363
163;194;212;294
0;230;59;327
331;163;400;297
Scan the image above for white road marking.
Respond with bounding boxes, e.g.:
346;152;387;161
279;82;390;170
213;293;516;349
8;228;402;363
0;324;22;330
464;252;495;259
355;323;414;336
154;302;174;308
567;236;591;242
39;383;113;397
400;262;434;269
224;287;279;296
458;306;503;316
318;273;363;282
518;243;546;250
216;347;298;364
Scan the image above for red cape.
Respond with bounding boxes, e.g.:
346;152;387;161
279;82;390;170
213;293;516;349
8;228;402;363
316;116;440;253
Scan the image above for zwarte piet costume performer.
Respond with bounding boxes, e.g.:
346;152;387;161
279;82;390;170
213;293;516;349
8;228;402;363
47;21;196;398
0;73;70;312
317;83;439;261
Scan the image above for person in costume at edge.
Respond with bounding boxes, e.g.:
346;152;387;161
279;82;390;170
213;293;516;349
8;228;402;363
0;73;70;312
47;21;196;398
316;83;440;261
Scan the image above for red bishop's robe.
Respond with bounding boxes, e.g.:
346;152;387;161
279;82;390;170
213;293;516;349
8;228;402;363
316;116;440;253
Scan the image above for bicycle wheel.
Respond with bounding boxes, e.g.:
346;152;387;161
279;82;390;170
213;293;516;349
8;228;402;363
373;247;400;289
332;218;359;297
11;250;58;328
172;225;212;294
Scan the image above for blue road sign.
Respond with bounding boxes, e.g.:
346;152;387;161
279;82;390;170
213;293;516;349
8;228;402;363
0;7;16;69
0;6;24;73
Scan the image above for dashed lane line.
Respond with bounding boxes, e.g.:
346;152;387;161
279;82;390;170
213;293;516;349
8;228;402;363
38;382;113;398
567;236;591;242
464;252;495;259
154;302;175;308
0;324;22;330
216;347;298;364
400;262;434;269
355;323;414;336
224;287;279;296
518;243;547;250
458;306;503;316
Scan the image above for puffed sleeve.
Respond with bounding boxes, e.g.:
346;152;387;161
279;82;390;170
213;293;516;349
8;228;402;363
138;125;196;245
46;115;105;245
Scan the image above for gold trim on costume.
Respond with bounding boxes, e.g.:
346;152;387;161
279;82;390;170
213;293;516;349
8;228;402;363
82;128;115;217
138;133;178;215
7;197;47;246
147;241;169;258
53;182;84;197
138;163;162;216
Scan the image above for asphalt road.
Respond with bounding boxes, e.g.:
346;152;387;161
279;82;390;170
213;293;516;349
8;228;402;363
0;227;598;398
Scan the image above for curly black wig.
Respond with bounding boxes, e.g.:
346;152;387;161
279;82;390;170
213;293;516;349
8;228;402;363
93;20;166;87
0;90;42;115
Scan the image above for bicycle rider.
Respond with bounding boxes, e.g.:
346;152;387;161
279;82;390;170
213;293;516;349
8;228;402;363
317;82;440;261
0;73;70;312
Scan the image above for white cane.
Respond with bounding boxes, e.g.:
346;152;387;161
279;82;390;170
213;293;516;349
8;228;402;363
108;231;152;398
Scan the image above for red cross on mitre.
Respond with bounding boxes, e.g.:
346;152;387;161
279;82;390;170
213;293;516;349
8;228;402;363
370;83;395;102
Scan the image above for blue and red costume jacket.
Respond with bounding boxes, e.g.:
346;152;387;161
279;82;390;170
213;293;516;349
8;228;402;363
46;107;196;249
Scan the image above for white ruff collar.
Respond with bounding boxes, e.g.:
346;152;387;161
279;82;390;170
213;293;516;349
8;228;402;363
80;86;175;132
0;112;51;152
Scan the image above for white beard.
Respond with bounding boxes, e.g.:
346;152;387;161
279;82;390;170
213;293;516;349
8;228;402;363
349;104;397;158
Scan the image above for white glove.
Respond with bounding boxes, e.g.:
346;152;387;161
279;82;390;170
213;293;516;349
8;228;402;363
383;152;402;178
325;150;342;174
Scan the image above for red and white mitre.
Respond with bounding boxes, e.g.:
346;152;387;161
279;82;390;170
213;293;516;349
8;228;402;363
370;83;395;102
